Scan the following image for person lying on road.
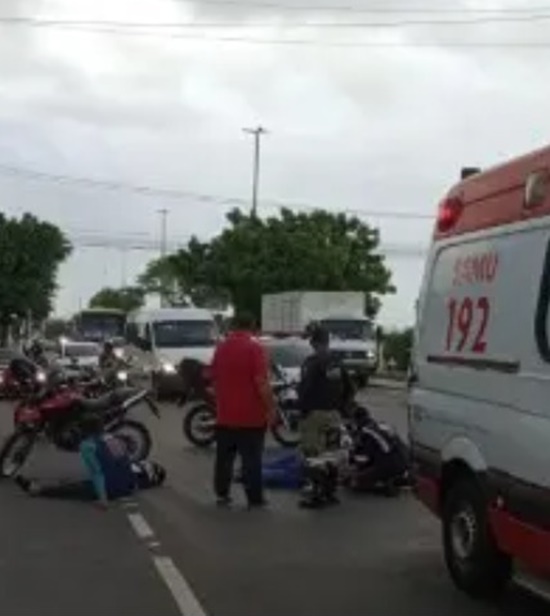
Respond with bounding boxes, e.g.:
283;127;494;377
15;414;166;508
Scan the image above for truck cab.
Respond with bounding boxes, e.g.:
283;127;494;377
316;315;378;386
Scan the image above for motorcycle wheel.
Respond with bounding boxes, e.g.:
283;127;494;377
271;421;301;448
109;420;152;463
0;431;35;478
183;404;216;448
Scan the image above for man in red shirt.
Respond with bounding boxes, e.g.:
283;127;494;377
210;313;275;508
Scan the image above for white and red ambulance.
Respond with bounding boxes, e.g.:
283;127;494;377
409;146;550;599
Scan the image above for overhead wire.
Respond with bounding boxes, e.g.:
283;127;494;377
3;13;550;29
169;1;550;14
0;162;435;221
0;13;549;48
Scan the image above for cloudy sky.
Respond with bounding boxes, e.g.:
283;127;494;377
0;0;548;327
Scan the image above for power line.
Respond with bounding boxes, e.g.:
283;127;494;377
0;162;435;220
68;233;429;256
3;13;550;29
1;15;550;48
172;1;550;14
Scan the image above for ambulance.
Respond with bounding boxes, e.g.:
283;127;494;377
409;147;550;599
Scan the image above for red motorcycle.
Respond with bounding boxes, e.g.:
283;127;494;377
0;380;160;479
0;358;47;400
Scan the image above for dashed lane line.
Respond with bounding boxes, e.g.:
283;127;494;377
124;506;209;616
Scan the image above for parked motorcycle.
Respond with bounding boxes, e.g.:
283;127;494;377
0;357;47;400
0;376;160;478
182;377;301;449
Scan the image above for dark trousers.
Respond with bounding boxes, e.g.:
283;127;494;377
214;426;265;504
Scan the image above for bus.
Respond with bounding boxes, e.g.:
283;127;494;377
71;308;126;343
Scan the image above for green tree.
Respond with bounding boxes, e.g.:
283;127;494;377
140;208;394;321
89;286;145;314
0;213;71;343
212;208;394;318
138;238;229;309
382;327;413;372
43;318;70;339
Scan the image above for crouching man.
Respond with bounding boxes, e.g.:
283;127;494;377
297;325;353;508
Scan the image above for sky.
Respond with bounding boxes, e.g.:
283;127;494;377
1;0;550;328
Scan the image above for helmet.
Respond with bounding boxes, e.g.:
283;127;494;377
308;324;329;347
103;340;114;353
30;339;43;354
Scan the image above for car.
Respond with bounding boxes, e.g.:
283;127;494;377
55;340;100;377
410;152;550;600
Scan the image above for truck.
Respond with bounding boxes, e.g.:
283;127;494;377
261;291;378;385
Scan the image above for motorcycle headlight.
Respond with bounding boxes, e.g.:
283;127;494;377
117;370;128;382
114;348;124;359
161;362;176;375
36;371;47;384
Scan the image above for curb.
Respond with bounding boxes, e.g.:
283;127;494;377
369;378;407;391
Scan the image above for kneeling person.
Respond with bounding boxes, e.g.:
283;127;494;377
16;415;165;507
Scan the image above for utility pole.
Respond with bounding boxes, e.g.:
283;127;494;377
243;126;268;217
158;208;169;307
158;208;168;258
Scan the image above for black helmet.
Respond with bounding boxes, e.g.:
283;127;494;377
308;324;329;347
352;405;372;426
31;339;43;354
103;340;114;352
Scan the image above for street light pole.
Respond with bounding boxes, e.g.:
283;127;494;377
158;208;169;307
243;126;268;217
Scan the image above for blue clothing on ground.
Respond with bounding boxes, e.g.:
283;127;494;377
261;451;303;489
79;435;136;501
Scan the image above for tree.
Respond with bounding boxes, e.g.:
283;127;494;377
382;327;413;372
0;213;71;343
43;318;70;339
140;208;394;321
138;238;230;309
89;286;145;314
206;208;394;319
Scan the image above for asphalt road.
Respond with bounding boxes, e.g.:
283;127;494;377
0;386;548;616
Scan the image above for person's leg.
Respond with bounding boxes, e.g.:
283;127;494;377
214;427;238;504
238;428;266;507
300;411;323;458
16;476;98;501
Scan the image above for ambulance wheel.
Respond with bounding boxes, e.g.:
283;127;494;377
442;478;511;598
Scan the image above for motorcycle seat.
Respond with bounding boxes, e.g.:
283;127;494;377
79;391;119;412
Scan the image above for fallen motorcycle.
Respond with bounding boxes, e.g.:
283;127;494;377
0;379;160;478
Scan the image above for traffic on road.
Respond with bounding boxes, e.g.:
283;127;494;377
0;325;548;615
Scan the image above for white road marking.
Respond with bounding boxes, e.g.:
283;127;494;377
127;512;155;540
153;556;208;616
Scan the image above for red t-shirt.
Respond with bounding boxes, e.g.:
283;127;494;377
211;331;269;428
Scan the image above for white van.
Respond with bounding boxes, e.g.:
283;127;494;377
410;149;550;599
126;307;218;399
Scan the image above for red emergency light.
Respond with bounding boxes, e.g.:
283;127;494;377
437;196;464;233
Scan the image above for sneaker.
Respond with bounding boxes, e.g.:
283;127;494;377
216;496;232;508
15;476;31;492
247;499;269;510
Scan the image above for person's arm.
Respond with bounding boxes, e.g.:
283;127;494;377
79;439;108;505
298;357;319;411
252;343;276;425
